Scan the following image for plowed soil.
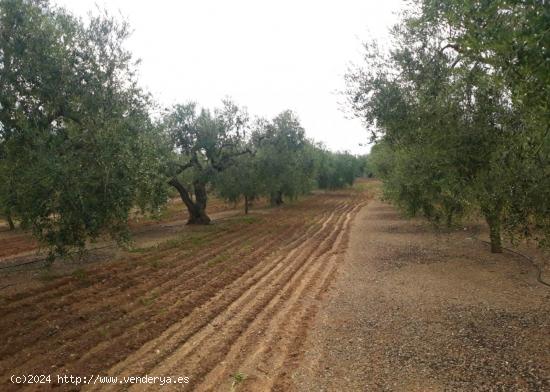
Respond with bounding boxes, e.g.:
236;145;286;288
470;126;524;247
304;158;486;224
0;188;369;391
0;195;254;264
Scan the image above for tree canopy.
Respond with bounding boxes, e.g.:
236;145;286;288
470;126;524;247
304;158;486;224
163;100;251;224
348;0;549;252
0;0;166;258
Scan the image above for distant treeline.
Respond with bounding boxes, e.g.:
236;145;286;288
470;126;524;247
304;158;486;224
0;0;367;259
349;0;549;252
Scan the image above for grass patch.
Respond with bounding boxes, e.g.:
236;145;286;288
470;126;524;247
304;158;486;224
189;234;210;246
37;270;65;282
128;246;150;253
98;324;111;339
230;215;259;225
207;251;230;267
240;244;254;254
157;204;181;221
139;293;157;306
353;179;382;196
71;268;90;285
352;182;368;192
150;259;161;269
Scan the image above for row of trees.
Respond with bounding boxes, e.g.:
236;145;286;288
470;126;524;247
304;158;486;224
163;101;364;224
0;0;365;259
348;0;549;252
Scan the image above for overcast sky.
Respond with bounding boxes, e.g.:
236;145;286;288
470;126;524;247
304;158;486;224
56;0;404;154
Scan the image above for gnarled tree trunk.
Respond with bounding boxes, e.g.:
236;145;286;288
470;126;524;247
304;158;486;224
168;178;211;225
270;190;283;206
6;213;15;230
191;179;210;224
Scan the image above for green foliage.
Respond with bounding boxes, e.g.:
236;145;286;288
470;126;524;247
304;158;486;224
213;151;261;206
165;100;250;180
253;111;316;204
315;147;364;190
230;372;246;391
214;112;367;207
162;100;250;223
215;110;327;208
0;0;167;257
348;0;549;251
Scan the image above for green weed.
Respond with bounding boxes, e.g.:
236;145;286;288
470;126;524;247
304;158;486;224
230;372;246;391
139;294;157;306
71;268;91;285
207;251;230;267
37;270;64;282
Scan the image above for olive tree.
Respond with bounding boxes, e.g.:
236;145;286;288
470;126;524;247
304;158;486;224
315;148;363;190
253;111;316;205
0;0;167;257
213;151;261;214
347;0;549;252
419;0;550;247
163;100;250;224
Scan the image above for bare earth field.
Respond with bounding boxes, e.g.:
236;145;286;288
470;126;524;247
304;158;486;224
1;183;549;391
0;196;248;266
0;188;368;391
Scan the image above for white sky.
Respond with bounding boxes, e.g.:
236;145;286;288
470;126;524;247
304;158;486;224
56;0;404;154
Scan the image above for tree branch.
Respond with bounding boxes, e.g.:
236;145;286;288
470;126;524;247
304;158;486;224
439;43;461;53
211;148;253;172
173;161;194;174
168;177;195;210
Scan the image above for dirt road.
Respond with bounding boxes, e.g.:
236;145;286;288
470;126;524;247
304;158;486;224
293;199;550;391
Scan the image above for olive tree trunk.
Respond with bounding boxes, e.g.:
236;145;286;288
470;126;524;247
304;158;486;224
168;178;211;225
6;213;15;230
270;191;283;206
484;212;503;253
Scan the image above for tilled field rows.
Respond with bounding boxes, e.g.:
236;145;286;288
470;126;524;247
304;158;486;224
0;190;368;391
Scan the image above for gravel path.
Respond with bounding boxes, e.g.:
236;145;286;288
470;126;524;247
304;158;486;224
292;200;550;391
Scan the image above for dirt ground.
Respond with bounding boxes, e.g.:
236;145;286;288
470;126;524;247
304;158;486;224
0;188;368;391
1;183;549;391
0;196;250;265
292;198;550;391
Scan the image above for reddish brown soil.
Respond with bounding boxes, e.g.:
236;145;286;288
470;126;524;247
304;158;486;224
0;231;39;259
4;181;545;391
0;196;263;265
0;189;369;391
